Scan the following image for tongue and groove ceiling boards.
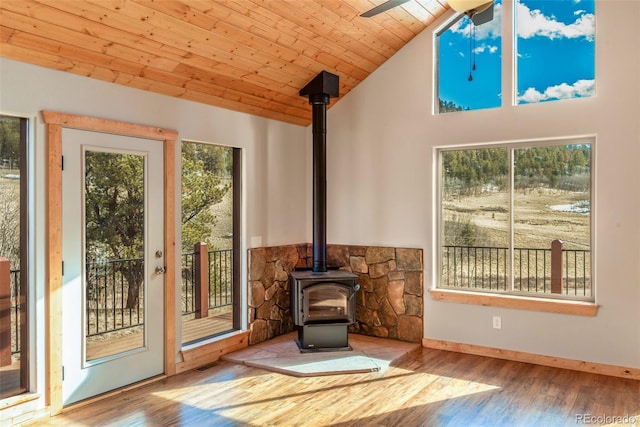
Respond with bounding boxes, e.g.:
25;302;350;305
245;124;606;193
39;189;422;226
0;0;449;125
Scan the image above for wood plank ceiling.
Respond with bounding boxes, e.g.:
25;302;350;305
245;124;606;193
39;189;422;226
0;0;449;126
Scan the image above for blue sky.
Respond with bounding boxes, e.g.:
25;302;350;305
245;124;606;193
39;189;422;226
438;0;595;111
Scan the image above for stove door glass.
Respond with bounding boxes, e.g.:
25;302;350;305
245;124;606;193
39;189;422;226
303;283;350;323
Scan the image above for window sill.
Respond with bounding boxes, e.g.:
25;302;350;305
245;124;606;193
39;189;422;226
177;330;249;373
429;289;598;316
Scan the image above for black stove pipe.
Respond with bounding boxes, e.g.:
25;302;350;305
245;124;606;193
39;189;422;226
311;95;328;272
299;71;339;273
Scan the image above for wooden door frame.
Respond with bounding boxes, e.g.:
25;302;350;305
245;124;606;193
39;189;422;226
42;111;177;415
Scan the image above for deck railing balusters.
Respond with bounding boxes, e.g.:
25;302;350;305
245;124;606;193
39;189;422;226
8;242;589;353
442;244;590;296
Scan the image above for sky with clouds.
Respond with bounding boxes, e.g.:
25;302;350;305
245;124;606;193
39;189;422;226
437;0;595;111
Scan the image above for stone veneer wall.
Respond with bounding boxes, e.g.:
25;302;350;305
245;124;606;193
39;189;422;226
248;244;423;346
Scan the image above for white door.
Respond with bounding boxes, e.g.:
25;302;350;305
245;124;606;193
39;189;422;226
61;128;165;406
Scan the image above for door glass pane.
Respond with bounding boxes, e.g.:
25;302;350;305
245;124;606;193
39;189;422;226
181;141;234;345
85;151;145;361
0;115;28;398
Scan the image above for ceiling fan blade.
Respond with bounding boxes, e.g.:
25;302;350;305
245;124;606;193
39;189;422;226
360;0;412;17
470;2;494;26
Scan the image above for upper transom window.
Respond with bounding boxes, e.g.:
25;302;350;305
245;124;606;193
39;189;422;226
434;0;595;113
515;0;596;104
435;0;503;113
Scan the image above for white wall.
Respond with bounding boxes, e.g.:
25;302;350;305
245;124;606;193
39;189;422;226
325;0;640;369
0;57;308;401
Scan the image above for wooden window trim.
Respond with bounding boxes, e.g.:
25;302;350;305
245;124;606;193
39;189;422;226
430;289;598;316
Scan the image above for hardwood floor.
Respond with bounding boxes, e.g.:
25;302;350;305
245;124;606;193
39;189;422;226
36;347;639;426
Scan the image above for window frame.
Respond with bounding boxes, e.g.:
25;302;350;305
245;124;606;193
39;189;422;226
0;114;30;399
433;1;503;115
179;140;242;347
17;116;29;394
433;13;465;115
434;0;596;113
434;135;596;309
513;0;596;106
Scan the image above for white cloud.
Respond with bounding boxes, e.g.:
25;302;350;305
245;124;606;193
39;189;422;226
519;87;546;103
474;44;499;54
517;79;595;103
574;9;586;16
517;2;594;41
458;51;465;57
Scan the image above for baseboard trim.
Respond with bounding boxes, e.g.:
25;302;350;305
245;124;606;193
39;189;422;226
422;338;640;381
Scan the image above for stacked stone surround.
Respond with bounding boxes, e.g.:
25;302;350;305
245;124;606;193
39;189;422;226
247;243;423;346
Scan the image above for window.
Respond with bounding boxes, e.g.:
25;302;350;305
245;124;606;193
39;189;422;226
438;138;592;300
435;0;595;111
515;0;595;104
180;141;241;345
0;115;29;398
435;0;503;113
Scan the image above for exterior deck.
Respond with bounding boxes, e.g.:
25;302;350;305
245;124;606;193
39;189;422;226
86;310;233;360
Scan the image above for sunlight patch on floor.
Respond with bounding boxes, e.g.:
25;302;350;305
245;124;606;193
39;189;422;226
150;368;500;425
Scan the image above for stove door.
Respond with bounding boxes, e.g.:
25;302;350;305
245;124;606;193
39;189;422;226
302;283;353;324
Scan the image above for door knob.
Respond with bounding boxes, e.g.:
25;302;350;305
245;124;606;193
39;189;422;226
155;266;166;275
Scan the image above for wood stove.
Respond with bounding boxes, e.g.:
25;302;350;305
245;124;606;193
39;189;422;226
290;270;359;350
291;70;359;351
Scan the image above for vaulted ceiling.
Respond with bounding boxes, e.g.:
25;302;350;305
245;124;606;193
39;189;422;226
0;1;450;125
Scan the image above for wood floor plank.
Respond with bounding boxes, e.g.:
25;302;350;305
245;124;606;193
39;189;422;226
34;346;639;426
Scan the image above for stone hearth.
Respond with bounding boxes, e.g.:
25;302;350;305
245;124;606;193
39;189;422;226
248;244;423;346
223;332;421;377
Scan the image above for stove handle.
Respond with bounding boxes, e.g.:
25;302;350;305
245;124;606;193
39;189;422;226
348;283;361;302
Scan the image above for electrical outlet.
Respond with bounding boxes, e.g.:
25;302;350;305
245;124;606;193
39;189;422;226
492;315;502;329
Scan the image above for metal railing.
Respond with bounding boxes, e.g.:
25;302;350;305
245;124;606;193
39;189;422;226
86;247;234;338
85;258;145;337
181;246;233;317
9;269;20;355
2;267;21;358
10;241;592;350
6;246;234;354
442;241;591;296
